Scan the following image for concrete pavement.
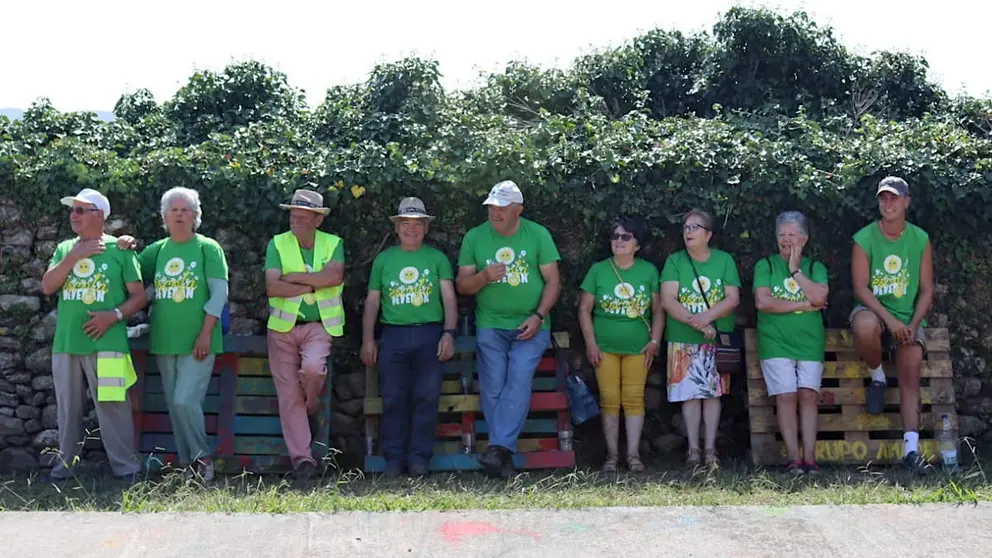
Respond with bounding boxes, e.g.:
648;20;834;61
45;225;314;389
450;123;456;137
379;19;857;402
2;504;990;557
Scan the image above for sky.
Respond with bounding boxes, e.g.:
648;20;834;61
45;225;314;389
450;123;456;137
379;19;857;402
2;0;990;112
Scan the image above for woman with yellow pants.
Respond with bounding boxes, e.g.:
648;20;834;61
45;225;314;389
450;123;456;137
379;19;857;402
578;217;664;472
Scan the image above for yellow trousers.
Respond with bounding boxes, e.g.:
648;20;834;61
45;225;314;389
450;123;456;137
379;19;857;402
595;353;648;416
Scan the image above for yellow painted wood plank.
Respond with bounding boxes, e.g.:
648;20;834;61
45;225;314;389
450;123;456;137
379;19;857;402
749;406;957;433
746;359;952;380
744;327;950;353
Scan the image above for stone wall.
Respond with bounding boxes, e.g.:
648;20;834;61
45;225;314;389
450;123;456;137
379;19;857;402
2;200;991;472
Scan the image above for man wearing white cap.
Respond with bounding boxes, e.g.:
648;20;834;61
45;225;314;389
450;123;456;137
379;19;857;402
264;188;345;478
360;197;458;477
850;176;934;475
456;180;561;477
41;188;146;482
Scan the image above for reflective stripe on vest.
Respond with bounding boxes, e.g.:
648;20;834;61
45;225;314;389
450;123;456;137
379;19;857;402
95;351;137;402
266;231;345;337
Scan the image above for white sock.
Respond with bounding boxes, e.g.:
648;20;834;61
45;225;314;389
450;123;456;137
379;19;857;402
870;366;886;383
904;431;919;456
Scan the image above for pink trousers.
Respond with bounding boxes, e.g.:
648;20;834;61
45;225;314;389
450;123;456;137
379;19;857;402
267;322;331;467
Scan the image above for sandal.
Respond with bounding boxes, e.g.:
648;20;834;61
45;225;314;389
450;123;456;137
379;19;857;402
602;454;619;473
626;455;645;473
686;448;701;468
705;449;720;470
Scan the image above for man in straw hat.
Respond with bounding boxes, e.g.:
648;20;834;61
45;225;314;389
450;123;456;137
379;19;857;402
264;188;345;478
456;180;561;478
360;197;458;477
42;188;146;482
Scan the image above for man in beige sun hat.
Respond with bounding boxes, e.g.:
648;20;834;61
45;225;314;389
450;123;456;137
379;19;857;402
360;197;458;477
264;188;345;478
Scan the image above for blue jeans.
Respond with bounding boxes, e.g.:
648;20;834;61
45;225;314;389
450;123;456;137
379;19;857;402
378;324;442;468
476;328;551;453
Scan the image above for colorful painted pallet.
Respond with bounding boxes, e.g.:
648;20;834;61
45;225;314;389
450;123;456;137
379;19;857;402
128;335;333;474
746;327;956;466
363;331;575;472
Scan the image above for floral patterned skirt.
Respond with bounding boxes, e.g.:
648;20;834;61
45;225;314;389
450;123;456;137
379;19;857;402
666;342;729;402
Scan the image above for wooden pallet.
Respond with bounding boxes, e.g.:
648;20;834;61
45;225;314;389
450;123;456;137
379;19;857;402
129;335;333;474
363;331;575;472
746;328;955;466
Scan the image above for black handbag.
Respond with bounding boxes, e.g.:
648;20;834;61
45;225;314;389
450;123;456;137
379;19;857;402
686;253;744;375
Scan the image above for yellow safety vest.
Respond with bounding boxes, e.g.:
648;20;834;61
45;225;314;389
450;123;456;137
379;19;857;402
267;230;345;337
96;352;137;402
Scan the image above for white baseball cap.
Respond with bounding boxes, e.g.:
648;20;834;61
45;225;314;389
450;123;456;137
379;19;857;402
60;188;111;219
482;180;524;207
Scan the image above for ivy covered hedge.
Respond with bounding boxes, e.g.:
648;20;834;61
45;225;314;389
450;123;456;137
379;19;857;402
2;6;992;357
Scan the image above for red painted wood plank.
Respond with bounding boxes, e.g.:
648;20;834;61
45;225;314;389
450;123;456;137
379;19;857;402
436;423;462;437
215;353;238;457
529;392;568;411
535;356;556;373
521;450;575;469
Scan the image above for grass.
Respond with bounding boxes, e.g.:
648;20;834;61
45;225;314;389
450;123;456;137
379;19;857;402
2;454;991;513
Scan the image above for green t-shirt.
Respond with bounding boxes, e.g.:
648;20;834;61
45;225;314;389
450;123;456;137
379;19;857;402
50;235;142;355
659;249;741;345
580;257;659;355
264;237;344;323
753;255;828;361
369;245;453;325
853;221;930;325
457;218;561;331
139;234;229;355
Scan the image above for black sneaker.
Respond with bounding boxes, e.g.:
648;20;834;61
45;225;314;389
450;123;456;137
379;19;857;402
866;380;886;414
803;460;822;475
294;460;317;480
478;446;504;478
499;449;517;479
902;451;932;476
407;461;428;477
786;459;805;476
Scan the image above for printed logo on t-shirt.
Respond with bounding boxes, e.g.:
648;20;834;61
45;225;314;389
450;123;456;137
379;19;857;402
601;282;649;319
388;266;433;307
678;275;723;313
155;257;199;303
772;276;807;303
487;247;529;287
64;257;109;305
872;254;910;299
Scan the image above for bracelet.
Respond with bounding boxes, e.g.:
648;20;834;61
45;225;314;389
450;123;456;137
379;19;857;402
443;329;458;338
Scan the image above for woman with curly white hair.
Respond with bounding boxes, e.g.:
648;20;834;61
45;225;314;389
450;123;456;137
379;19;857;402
119;187;229;481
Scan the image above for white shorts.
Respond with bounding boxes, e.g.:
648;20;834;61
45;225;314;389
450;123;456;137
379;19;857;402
760;358;824;396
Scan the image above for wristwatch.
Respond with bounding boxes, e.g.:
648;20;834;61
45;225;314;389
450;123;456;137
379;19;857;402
114;308;124;321
443;329;458;338
791;269;802;277
533;310;546;320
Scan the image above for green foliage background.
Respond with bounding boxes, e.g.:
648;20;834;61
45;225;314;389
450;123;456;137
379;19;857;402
3;8;992;414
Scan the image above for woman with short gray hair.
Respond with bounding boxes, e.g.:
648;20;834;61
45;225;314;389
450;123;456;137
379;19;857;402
753;210;829;475
119;187;229;482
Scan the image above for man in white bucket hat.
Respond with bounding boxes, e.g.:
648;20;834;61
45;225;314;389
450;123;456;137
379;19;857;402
264;188;344;478
360;197;458;477
42;188;146;482
456;180;561;478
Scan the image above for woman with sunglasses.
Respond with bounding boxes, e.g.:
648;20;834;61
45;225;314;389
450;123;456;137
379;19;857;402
659;209;741;469
578;217;664;472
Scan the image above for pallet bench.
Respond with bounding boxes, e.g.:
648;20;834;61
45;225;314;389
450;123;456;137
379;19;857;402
746;327;955;466
128;335;333;474
363;331;576;472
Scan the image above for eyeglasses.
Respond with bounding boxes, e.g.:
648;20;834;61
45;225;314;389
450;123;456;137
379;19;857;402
682;224;709;233
68;207;101;215
611;233;634;241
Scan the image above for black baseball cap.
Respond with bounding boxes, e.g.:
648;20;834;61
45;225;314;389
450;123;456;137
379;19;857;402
876;176;909;197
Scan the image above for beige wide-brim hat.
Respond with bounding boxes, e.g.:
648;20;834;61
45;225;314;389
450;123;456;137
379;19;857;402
279;189;330;215
389;196;435;222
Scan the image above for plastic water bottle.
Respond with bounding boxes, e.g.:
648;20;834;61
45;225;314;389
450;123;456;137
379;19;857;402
939;414;959;473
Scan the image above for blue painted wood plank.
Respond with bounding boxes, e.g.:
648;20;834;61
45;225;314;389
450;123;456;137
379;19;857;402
143;376;221;395
233;415;283;436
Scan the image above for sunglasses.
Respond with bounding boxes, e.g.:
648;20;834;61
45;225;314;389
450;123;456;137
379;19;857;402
68;207;101;215
611;233;634;241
